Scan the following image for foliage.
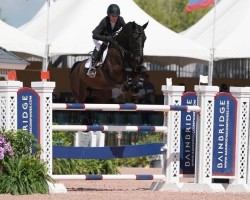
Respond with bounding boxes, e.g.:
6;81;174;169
52;130;163;173
117;156;151;168
0;155;53;195
134;0;211;32
0;130;53;195
52;130;119;175
53;128;74;146
0;135;14;160
53;159;119;175
2;130;40;157
117;132;163;167
0;8;6;22
136;132;163;144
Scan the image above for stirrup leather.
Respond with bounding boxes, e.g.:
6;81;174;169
87;65;96;78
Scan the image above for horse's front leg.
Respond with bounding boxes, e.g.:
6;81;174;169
123;67;133;92
137;65;146;89
132;65;146;94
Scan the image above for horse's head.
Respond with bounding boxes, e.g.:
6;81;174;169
115;21;148;68
129;21;148;66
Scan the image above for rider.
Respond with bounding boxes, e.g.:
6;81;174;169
87;4;126;78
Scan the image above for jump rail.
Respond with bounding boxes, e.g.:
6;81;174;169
52;174;166;180
52;103;201;112
3;80;250;192
52;125;168;132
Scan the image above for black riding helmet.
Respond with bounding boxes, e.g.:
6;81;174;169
107;4;120;16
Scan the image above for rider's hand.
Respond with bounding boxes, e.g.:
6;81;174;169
106;36;113;42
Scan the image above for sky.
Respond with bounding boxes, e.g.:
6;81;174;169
0;0;46;27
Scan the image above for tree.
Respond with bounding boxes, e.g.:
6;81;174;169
134;0;211;32
0;8;5;21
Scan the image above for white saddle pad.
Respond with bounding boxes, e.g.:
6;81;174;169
85;47;108;68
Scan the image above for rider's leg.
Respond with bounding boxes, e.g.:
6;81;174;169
87;48;101;78
87;40;102;78
99;42;108;56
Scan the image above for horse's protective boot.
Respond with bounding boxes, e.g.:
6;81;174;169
123;67;133;91
87;48;100;78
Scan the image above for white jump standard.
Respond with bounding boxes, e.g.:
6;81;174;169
1;80;250;193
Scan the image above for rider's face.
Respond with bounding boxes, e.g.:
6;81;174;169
109;15;118;23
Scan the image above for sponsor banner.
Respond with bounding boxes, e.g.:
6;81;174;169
17;88;40;143
212;93;237;176
180;92;197;174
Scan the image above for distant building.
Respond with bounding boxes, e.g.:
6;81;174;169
0;47;29;79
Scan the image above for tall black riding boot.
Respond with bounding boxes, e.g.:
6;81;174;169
87;48;100;78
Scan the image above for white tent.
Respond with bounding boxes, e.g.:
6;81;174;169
0;20;45;58
19;0;209;66
182;0;250;60
0;47;29;73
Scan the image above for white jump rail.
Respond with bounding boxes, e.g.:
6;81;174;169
52;174;166;180
2;80;250;192
52;125;168;132
52;103;201;112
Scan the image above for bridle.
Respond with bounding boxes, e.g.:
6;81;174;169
129;29;145;60
112;27;146;66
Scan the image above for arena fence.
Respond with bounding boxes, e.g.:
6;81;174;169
1;79;250;192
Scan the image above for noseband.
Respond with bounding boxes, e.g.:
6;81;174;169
111;24;146;69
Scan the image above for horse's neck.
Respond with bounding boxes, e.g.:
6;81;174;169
105;48;123;68
103;49;126;85
115;32;130;50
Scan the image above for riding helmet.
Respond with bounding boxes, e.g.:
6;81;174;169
107;4;120;16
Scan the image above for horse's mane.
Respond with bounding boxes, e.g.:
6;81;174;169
119;21;137;35
114;21;140;47
123;21;135;29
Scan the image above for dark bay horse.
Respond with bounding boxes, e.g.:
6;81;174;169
70;21;148;103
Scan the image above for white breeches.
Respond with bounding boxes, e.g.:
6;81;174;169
93;39;103;51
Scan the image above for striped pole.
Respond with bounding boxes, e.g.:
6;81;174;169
52;125;168;132
52;103;201;112
52;174;166;180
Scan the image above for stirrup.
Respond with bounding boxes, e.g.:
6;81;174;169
87;67;96;78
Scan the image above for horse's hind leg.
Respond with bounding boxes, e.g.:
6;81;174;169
92;89;112;103
70;79;87;103
76;84;88;103
70;60;92;103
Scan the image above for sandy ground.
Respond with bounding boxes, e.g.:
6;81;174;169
1;168;250;200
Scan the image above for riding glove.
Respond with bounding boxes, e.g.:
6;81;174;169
106;35;113;42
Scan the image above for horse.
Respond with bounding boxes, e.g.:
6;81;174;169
70;21;148;103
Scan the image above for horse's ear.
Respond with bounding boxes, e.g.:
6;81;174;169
142;21;149;30
132;21;136;29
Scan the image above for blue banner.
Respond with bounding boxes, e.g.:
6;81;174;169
212;92;237;176
17;88;40;143
180;92;197;174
